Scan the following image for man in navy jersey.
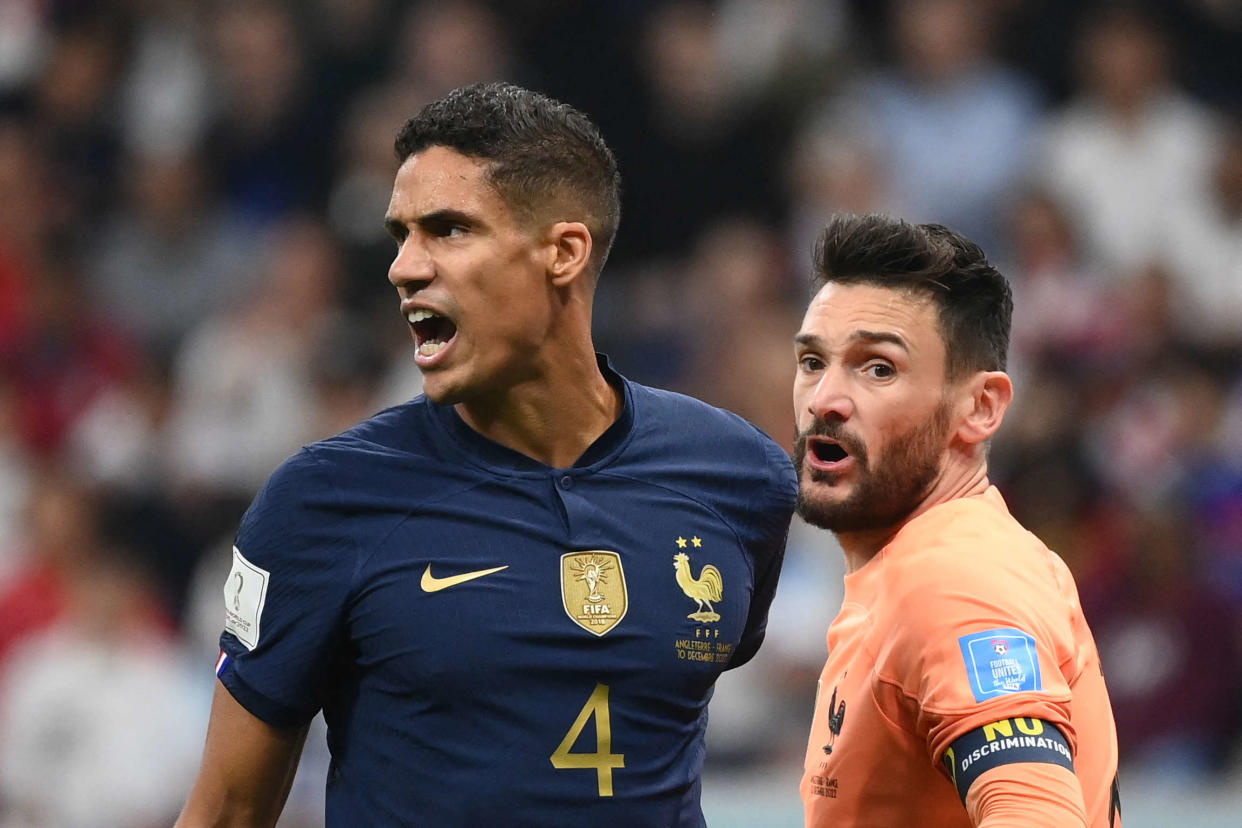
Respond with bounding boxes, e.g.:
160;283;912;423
176;82;796;827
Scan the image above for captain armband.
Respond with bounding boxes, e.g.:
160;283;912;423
940;717;1074;802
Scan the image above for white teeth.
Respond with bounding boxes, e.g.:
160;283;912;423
418;341;443;357
407;309;439;324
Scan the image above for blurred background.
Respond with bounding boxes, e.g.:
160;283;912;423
0;0;1238;825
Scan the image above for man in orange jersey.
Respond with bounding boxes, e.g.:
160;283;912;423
792;213;1120;827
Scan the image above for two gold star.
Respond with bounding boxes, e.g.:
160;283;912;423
675;536;703;548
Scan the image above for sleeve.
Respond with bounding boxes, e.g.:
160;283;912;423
878;530;1079;768
726;430;798;670
215;448;358;727
966;762;1087;827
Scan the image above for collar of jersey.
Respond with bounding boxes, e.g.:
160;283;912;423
843;485;1010;586
427;353;636;476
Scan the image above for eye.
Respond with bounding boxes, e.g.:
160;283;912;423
864;362;895;379
429;220;468;238
799;355;825;373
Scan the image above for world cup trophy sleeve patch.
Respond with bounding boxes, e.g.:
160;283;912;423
958;627;1042;702
562;551;628;636
224;546;270;650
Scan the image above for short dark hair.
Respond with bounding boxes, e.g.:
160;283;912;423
394;82;622;274
812;213;1012;378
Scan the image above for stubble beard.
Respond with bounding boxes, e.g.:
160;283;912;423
794;402;951;534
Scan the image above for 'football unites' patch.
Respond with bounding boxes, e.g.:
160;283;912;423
957;627;1042;702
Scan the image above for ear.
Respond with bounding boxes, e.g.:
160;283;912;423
954;370;1013;445
546;221;594;288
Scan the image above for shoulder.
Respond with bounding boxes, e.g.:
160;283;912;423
868;496;1080;716
275;396;456;490
622;380;797;537
246;401;414;503
311;396;432;459
236;398;439;557
878;493;1068;631
891;492;1040;565
242;446;335;527
628;382;793;476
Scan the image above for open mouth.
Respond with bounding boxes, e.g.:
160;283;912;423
407;309;458;357
811;440;849;464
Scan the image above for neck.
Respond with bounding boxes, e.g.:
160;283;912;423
455;348;622;468
837;462;992;574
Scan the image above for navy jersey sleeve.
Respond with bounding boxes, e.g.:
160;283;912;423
726;427;797;669
217;447;358;727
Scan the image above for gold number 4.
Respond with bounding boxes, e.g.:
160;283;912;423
550;683;626;796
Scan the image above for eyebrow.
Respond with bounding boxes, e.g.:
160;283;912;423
383;208;480;239
850;330;909;350
794;330;910;351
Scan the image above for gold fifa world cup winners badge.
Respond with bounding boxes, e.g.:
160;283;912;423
562;551;628;636
673;542;722;623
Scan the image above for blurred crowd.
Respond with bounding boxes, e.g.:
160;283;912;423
0;0;1239;825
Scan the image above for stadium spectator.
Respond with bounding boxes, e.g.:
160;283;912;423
824;0;1041;253
1037;3;1221;276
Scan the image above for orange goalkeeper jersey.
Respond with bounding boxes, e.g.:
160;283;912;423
801;487;1120;827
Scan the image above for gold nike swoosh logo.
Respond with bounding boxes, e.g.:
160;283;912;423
420;564;509;593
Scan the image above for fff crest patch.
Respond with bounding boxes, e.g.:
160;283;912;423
561;550;628;636
958;627;1042;702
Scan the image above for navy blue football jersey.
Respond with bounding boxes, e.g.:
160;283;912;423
216;358;796;826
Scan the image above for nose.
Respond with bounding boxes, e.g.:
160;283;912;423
806;368;855;423
388;233;434;295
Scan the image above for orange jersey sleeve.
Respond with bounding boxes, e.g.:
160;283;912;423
966;763;1087;827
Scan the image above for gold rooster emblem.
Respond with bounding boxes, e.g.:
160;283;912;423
673;552;722;622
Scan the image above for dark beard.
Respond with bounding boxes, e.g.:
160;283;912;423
793;402;949;534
